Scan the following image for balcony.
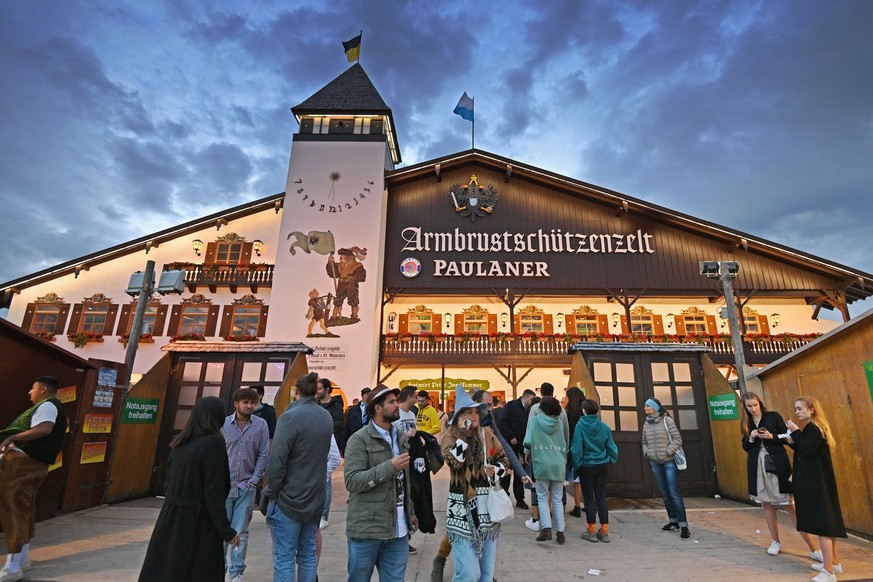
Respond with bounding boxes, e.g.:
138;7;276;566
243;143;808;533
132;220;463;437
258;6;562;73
163;263;274;293
380;333;821;366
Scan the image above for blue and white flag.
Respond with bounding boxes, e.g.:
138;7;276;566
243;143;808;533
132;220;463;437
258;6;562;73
453;92;474;122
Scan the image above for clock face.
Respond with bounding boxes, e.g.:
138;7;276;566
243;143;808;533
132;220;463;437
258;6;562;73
291;170;375;213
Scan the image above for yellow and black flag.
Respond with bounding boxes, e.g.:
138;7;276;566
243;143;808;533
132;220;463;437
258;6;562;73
342;33;362;62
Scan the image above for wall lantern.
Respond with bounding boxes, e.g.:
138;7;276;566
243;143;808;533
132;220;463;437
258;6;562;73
770;313;781;328
253;239;264;256
192;239;204;256
445;313;452;329
387;312;396;331
611;312;620;328
501;313;508;328
666;313;675;329
556;313;564;328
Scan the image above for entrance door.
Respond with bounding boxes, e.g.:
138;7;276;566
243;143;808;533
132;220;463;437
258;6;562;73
588;352;715;498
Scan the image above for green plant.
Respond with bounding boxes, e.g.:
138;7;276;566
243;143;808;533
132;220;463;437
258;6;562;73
171;333;206;342
224;334;259;342
34;330;56;341
67;332;103;348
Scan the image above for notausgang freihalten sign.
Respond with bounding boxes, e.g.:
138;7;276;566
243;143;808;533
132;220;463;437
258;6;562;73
121;397;160;424
708;393;739;420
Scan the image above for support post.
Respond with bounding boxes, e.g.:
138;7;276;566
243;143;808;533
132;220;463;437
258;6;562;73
720;272;748;395
123;260;155;389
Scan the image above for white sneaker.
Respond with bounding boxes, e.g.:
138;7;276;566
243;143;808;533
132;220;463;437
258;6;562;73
0;567;23;582
812;563;843;574
810;570;837;582
766;540;781;556
230;575;245;582
19;560;31;572
810;549;824;562
524;517;541;532
319;518;329;530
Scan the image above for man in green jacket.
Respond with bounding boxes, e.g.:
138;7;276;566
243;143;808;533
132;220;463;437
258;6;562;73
344;385;417;581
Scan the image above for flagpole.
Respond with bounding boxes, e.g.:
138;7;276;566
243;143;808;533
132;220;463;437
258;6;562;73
472;96;475;150
358;29;362;63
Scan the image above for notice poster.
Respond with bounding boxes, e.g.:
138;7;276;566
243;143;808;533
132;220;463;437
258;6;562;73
80;442;107;465
48;452;62;472
121;397;159;424
308;345;349;373
93;388;114;408
56;385;76;403
97;367;118;386
83;413;113;434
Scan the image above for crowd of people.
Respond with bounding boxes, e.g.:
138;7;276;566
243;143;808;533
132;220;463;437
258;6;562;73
0;375;849;582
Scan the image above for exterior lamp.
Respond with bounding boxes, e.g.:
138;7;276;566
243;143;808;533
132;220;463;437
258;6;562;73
253;240;264;256
556;313;564;328
192;239;204;256
445;313;452;329
611;312;620;328
770;313;781;328
666;313;675;329
387;312;396;331
501;313;508;328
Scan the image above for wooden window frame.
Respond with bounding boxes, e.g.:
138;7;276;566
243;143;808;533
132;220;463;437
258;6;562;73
566;306;609;336
513;305;554;336
22;293;71;336
219;295;269;338
67;293;119;337
167;294;220;338
454;305;498;336
115;300;170;337
398;305;442;335
202;233;254;266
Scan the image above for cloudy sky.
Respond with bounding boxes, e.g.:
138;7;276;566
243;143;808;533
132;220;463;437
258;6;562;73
2;1;871;315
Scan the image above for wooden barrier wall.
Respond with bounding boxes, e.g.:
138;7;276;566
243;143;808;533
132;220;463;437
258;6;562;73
567;351;600;404
701;354;748;501
273;352;309;417
106;354;172;503
757;318;873;537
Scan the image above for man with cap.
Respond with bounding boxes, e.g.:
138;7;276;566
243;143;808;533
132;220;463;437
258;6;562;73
344;385;417;582
346;387;372;438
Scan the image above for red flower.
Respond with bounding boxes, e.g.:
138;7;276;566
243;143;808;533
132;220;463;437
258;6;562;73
490;448;496;456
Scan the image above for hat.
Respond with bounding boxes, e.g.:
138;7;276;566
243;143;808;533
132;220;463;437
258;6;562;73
448;385;488;426
366;384;399;418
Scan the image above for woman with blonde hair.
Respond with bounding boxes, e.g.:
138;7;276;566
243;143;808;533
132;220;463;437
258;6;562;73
740;392;817;557
785;396;846;582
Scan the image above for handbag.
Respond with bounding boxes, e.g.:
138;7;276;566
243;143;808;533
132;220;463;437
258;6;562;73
482;432;514;522
664;417;687;471
764;453;779;474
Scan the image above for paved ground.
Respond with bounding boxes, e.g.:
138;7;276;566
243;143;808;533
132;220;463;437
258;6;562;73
20;468;873;581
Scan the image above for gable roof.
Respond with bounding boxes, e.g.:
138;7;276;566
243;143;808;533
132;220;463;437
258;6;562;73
386;149;873;304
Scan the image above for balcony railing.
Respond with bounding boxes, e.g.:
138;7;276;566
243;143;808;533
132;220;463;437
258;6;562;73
162;263;274;293
381;333;821;365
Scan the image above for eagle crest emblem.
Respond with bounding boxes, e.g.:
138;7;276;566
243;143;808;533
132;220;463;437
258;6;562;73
449;175;498;222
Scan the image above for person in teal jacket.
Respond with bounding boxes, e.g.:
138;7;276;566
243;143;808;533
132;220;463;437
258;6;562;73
570;399;618;543
523;396;568;544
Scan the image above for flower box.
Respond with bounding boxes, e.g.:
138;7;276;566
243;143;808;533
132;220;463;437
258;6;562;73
67;332;104;348
171;333;206;342
224;334;259;342
118;333;155;347
33;331;57;342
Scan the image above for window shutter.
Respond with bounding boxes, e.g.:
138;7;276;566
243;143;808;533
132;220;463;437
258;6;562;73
597;314;609;335
257;305;269;336
116;304;133;336
653;315;664;335
219;305;233;338
398;314;409;334
167;306;182;337
153;305;169;336
204;242;217;264
675;317;687;336
705;315;718;335
21;303;37;331
55;304;71;334
543;314;554;335
513;314;521;333
454;315;464;335
205;304;221;337
565;315;576;335
758;315;771;336
241;242;253;264
102;304;119;336
487;313;497;335
432;314;442;332
619;314;629;334
68;303;84;334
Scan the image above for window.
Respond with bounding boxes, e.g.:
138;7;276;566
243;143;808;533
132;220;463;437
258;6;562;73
520;314;544;333
179;305;210;335
683;313;707;333
79;303;109;334
408;313;432;335
630;313;654;333
31;304;62;333
126;305;159;335
231;306;261;336
216;242;244;264
464;313;489;333
574;315;599;335
743;307;761;333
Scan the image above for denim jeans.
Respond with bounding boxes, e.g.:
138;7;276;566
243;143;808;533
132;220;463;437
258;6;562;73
322;476;332;520
579;463;609;525
347;536;407;582
535;480;565;532
649;460;688;527
266;499;318;582
224;486;255;576
451;535;497;582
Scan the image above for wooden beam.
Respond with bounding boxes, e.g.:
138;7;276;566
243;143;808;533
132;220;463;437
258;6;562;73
378;363;402;384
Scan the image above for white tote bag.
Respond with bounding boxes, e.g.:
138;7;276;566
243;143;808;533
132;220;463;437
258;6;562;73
482;432;514;522
665;417;687;471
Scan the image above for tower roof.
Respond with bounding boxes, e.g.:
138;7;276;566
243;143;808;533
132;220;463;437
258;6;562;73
292;63;391;115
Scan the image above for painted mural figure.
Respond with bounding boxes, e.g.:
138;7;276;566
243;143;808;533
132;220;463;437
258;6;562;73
306;289;337;338
326;247;367;322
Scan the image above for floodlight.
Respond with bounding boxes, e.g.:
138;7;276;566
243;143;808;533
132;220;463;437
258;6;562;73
721;261;740;278
699;261;720;278
157;270;186;295
125;272;154;296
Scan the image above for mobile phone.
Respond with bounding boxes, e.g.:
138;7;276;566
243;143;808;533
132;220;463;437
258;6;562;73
461;417;472;430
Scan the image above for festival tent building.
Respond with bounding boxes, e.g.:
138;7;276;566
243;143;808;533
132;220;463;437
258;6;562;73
3;63;871;497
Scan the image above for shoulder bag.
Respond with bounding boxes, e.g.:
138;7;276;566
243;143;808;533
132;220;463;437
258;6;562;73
482;430;514;522
664;417;687;470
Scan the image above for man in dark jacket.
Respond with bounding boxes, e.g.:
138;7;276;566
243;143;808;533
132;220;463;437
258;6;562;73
345;387;372;437
498;389;536;508
316;377;346;530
